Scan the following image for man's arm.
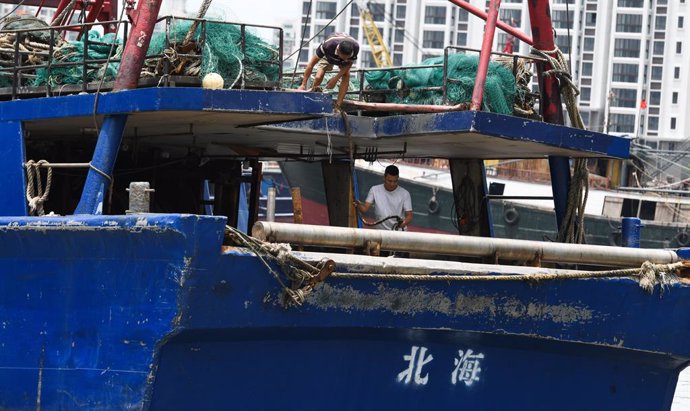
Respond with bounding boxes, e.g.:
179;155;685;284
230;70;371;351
298;55;321;90
354;200;372;213
400;210;413;230
334;64;352;108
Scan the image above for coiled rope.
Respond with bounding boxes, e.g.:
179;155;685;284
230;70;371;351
25;159;52;216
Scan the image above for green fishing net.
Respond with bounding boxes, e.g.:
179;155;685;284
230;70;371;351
364;54;517;114
145;19;280;87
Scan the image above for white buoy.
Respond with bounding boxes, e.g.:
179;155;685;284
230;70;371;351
202;73;224;89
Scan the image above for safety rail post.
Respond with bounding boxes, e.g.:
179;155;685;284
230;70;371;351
12;32;19;100
442;47;449;105
277;28;283;90
470;0;501;111
163;16;171;86
46;27;55;97
82;23;88;92
240;24;246;89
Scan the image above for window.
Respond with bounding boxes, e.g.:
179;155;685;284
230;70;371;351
315;2;336;19
351;5;360;17
350;27;359;38
423;31;444;49
555;35;570;55
456;32;467;46
673;92;679;104
580;87;591;101
616;14;643;32
671;117;677;129
395;29;404;43
651;66;663;80
583;37;595;52
369;3;385;22
610;113;635;133
585;13;596;27
552;10;574;29
675;67;681;79
618;0;643;6
612;88;637;108
677;42;683;54
655;16;667;30
424;6;446;24
648;116;659;131
396;5;406;19
649;91;661;105
614;38;641;57
582;62;593;76
612;63;639;82
679;16;685;28
302;1;312;15
458;8;469;22
394;53;403;66
653;41;665;55
315;25;335;42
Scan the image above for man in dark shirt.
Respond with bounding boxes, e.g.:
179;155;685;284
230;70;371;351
298;33;359;110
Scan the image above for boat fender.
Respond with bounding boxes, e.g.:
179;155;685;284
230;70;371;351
503;207;519;225
428;195;440;214
609;231;622;247
676;231;690;247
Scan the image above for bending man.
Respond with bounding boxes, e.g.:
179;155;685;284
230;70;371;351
298;33;359;110
354;165;413;231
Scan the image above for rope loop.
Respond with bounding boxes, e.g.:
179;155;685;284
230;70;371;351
25;159;53;216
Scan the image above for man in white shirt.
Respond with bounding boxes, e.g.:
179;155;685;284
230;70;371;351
354;165;413;230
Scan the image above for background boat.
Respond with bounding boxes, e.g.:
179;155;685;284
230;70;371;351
281;159;690;248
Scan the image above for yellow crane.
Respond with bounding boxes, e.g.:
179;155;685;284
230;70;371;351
358;3;392;67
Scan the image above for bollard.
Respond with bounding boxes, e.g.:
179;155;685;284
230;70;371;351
621;217;642;248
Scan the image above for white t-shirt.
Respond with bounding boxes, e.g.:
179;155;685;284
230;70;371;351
364;184;412;230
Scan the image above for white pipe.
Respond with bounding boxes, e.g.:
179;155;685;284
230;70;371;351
252;222;679;267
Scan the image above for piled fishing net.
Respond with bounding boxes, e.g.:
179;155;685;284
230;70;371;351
33;30;121;86
364;53;519;115
143;19;280;88
0;15;62;87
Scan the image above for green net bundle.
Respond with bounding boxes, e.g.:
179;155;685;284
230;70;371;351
364;53;517;114
145;19;280;87
33;31;121;87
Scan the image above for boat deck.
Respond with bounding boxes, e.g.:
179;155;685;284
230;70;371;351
2;87;629;160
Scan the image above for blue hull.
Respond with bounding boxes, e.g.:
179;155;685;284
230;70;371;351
1;214;688;410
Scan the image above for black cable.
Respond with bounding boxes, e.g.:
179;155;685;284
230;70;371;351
289;0;312;84
284;0;355;63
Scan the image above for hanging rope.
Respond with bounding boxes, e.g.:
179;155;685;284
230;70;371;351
25;160;53;216
531;46;588;244
183;0;213;46
331;261;687;294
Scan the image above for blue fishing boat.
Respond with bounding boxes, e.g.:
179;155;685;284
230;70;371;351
1;0;690;410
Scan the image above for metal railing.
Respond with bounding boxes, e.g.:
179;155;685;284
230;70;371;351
0;15;283;98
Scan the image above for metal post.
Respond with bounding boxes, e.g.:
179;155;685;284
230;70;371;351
266;187;276;222
470;0;501;111
621;217;642;248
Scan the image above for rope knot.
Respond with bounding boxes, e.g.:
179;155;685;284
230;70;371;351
25;159;53;216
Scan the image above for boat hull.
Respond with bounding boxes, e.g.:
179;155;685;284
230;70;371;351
1;215;689;410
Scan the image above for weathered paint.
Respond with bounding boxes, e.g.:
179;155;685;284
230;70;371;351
0;121;27;216
1;214;690;410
